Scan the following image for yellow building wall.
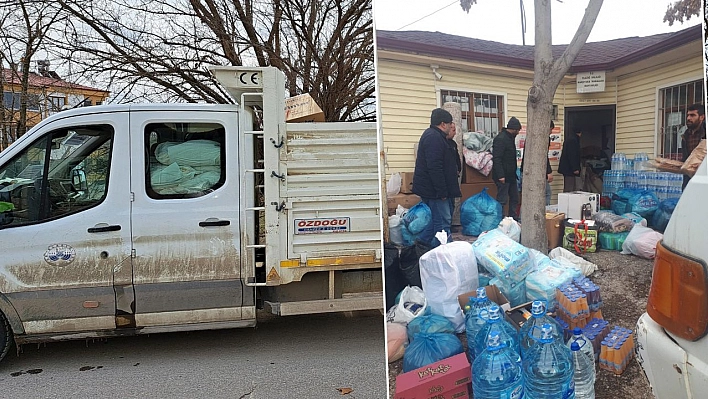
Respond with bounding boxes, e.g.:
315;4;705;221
614;56;702;158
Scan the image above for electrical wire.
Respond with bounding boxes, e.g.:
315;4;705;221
396;0;459;31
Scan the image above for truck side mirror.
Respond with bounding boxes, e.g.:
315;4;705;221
71;169;88;192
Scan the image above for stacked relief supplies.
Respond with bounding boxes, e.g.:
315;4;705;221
472;229;532;307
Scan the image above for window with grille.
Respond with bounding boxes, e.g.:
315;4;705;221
440;90;505;137
658;79;704;159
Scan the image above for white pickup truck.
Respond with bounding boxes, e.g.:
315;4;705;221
636;156;708;398
0;67;383;362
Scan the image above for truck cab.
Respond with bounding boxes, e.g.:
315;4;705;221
0;67;383;362
636;156;708;398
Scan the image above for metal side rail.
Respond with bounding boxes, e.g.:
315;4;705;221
264;292;383;316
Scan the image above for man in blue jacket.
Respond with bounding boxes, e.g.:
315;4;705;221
492;117;522;221
412;108;461;247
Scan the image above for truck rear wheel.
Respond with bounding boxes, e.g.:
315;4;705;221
0;311;13;363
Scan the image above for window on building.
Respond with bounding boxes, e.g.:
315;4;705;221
145;122;226;199
440;90;505;137
2;91;41;111
658;79;704;159
48;96;66;112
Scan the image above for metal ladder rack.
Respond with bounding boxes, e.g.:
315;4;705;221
239;92;268;286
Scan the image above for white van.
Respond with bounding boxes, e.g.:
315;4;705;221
0;67;383;363
636;156;708;398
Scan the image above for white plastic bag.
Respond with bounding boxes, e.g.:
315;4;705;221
621;224;663;259
386;286;428;325
419;231;479;333
387;322;408;363
498;217;521;242
548;247;598;276
387;172;402;196
388;215;404;246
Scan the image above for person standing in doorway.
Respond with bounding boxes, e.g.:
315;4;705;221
492;117;522;221
412;108;461;247
520;121;555;205
681;103;706;190
558;127;582;192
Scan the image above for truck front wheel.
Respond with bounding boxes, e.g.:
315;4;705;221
0;311;13;363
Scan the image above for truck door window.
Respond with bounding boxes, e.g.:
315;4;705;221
145;123;226;199
0;125;114;228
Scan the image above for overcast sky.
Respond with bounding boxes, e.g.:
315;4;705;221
373;0;701;45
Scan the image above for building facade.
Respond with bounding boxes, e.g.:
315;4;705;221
1;64;110;151
376;25;703;197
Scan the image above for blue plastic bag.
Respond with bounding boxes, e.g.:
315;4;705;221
403;202;432;234
614;189;658;218
460;188;503;236
401;202;432;245
402;332;464;372
407;314;456;341
652;198;679;232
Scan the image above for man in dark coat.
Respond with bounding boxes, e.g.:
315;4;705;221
520;121;555;205
558;127;582;192
492;117;522;221
681;103;706;190
412;108;461;247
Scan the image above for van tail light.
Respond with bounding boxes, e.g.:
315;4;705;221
647;241;708;341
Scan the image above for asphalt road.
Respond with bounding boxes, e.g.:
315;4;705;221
0;311;387;399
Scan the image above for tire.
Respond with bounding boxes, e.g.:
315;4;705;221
0;311;14;363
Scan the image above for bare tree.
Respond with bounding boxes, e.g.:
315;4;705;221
0;0;64;148
663;0;700;26
459;0;604;252
53;0;374;122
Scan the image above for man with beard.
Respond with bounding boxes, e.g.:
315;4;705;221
681;103;706;189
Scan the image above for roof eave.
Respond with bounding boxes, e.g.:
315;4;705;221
376;37;535;70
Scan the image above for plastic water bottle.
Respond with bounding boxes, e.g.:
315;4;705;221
465;287;493;362
523;324;575;399
519;300;563;359
474;304;520;360
473;330;525;399
571;341;596;399
566;327;595;368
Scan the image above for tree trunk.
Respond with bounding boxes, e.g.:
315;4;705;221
520;0;603;252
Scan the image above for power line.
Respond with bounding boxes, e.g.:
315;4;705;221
396;0;459;31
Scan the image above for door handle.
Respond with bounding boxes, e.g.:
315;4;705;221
199;219;230;227
88;224;122;233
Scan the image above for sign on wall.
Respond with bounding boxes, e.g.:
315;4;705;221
576;71;606;93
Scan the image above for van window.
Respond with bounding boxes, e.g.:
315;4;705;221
145;123;226;199
0;125;114;228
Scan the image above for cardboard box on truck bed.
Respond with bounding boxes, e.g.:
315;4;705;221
285;93;325;123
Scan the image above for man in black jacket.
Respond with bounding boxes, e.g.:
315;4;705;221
558;128;582;192
412;108;461;247
492;117;522;221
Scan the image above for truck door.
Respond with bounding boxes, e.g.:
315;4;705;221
129;109;254;328
0;114;132;335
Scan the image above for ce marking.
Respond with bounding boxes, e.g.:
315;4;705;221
238;72;260;86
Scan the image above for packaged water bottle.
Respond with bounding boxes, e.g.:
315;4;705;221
566;327;595;369
571;341;596;399
519;300;563;359
472;330;525;399
465;287;493;362
523;324;575;399
474;304;520;360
